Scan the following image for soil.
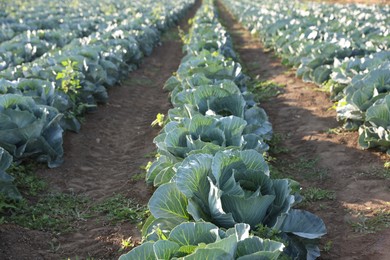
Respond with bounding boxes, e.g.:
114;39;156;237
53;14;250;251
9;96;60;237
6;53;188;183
0;1;201;259
217;1;390;259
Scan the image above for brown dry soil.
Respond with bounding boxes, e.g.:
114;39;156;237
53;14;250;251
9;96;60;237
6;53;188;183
217;1;390;259
0;1;201;260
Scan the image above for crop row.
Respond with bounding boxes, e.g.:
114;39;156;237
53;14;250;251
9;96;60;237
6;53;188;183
0;0;196;72
0;0;154;43
0;0;196;200
221;0;390;153
120;1;326;259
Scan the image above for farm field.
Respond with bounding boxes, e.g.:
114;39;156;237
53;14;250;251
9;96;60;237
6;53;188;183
1;0;389;259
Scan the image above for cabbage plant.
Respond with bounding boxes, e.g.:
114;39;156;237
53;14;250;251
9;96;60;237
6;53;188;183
146;114;268;186
146;149;326;259
0;147;21;200
358;95;390;153
337;64;390;129
120;222;284;260
0;94;64;167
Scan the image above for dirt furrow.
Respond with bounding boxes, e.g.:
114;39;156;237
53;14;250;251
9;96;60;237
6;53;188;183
217;1;390;259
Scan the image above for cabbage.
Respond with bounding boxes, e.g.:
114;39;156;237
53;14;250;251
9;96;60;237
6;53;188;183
358;95;390;153
148;150;326;259
0;147;21;200
0;94;64;167
120;222;284;259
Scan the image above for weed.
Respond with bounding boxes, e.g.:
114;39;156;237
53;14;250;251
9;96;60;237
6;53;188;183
0;193;17;209
249;80;285;102
178;25;190;45
269;164;291;179
119;237;135;252
2;159;150;233
302;187;335;202
349;208;390;233
8;192;90;232
151;113;165;127
49;240;61;253
268;132;290;155
322;240;333;253
273;157;329;182
139;161;153;172
93;194;146;224
130;172;146;182
143;151;157;158
357;166;390;179
291;158;329;181
7;162;47;196
56;59;81;97
384;161;390;169
323;127;344;135
131;161;153;182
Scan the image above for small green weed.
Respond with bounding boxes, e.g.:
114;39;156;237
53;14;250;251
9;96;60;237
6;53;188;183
8;192;90;232
323;127;344;135
93;194;146;224
273;157;329;181
350;208;390;233
322;240;333;253
130;172;146;182
119;237;135;252
269;164;291;179
144;151;157;158
7;163;47;196
2;161;148;233
56;59;81;97
357;166;390;179
268;132;290;155
249;80;285;102
291;158;329;181
151;113;166;127
302;187;335;202
384;161;390;169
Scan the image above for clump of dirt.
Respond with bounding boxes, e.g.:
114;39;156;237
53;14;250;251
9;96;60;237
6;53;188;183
217;1;390;259
0;1;201;259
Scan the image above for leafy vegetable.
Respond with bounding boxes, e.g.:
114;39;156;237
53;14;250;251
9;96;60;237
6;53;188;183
147;149;326;258
120;222;284;259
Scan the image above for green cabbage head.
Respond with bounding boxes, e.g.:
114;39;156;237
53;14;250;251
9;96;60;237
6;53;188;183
147;149;326;259
120;222;284;260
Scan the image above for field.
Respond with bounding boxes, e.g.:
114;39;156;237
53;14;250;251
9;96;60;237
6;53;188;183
0;0;389;259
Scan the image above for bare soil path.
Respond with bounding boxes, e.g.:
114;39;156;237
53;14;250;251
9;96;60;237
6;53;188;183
217;1;390;259
0;1;201;259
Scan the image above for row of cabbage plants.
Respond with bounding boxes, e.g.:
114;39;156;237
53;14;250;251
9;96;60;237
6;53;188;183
221;0;390;153
0;0;196;200
0;0;144;43
0;14;101;72
0;0;194;71
120;1;326;259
